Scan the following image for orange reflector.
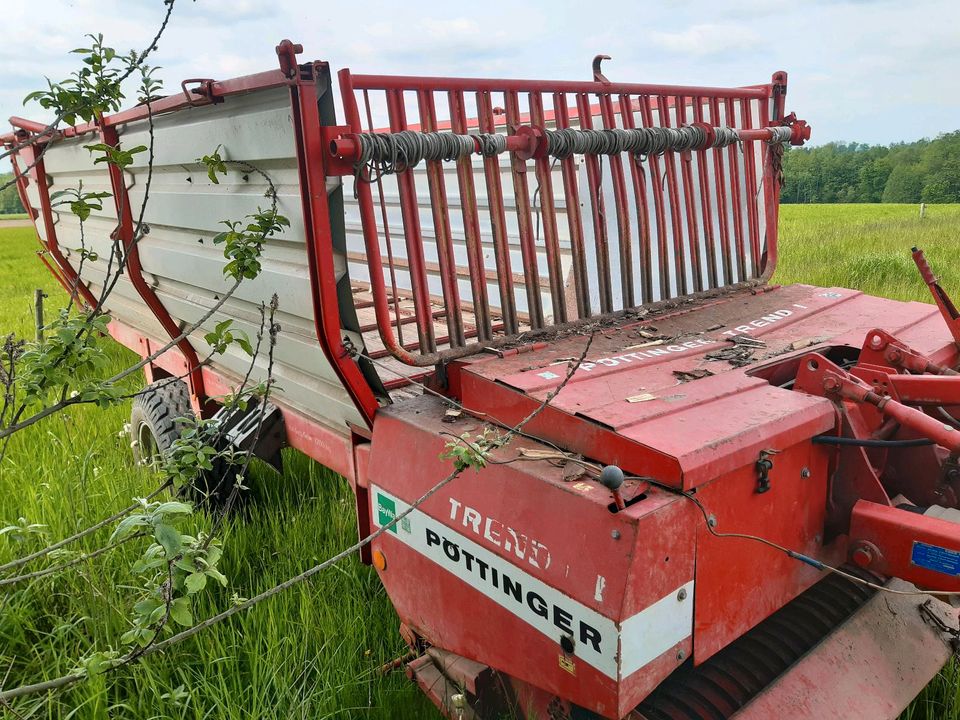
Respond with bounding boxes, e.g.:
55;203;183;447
372;549;387;571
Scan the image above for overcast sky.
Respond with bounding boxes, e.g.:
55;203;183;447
2;0;958;146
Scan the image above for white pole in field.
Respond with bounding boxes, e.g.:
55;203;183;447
920;203;926;219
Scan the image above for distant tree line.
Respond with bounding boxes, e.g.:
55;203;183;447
0;173;25;214
780;131;960;204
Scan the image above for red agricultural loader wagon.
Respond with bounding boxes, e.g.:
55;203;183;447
4;40;960;719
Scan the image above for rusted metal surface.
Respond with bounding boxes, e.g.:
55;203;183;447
638;570;877;719
729;580;958;720
913;246;960;346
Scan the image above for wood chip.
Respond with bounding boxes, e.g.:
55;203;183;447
732;335;767;348
562;461;587;483
673;368;714;383
623;340;665;351
626;393;657;402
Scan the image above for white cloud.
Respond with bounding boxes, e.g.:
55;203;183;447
0;0;958;145
649;24;763;58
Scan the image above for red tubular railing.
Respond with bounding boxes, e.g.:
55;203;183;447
23;150;101;309
99;124;207;408
528;92;566;325
333;69;806;367
448;90;493;341
504;90;544;329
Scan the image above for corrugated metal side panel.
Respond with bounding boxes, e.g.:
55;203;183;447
18;138;168;340
30;86;363;435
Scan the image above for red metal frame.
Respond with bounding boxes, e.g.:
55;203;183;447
331;68;803;367
913;246;960;347
10;144;100;309
850;500;960;592
5;42;380;424
281;43;379;425
98;123;207;410
1;70;293;145
8;143;77;299
10;45;960;718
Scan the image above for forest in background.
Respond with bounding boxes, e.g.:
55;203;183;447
780;130;960;204
2;130;959;213
0;173;24;214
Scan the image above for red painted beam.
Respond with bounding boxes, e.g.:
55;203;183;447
286;54;379;424
850;500;960;592
99;123;207;411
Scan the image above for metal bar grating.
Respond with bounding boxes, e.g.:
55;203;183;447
336;70;785;366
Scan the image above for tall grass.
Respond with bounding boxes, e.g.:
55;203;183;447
775;204;960;302
0;227;432;717
0;205;958;718
775;204;960;720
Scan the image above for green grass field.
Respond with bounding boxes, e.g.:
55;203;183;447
0;204;958;719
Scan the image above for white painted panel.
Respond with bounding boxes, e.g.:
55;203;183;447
33;86;364;439
371;485;694;679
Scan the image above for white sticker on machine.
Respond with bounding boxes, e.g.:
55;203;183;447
371;485;693;680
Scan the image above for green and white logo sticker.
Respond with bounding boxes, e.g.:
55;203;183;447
377;493;397;534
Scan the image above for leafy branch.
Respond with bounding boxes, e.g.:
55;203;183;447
0;332;595;704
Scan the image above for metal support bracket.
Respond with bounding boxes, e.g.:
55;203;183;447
211;397;286;472
756;449;776;493
99;123;208;412
913;246;960;348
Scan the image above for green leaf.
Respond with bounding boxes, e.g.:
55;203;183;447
110;514;148;543
134;597;164;617
234;333;253;356
120;628;141;646
205;544;223;567
153;501;193;517
205;567;228;587
185;572;207;594
153;523;182;558
170;597;193;627
83;650;120;674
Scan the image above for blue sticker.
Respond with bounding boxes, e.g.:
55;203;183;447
911;542;960;577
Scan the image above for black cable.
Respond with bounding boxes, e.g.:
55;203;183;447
936;406;960;429
621;470;958;597
811;436;934;448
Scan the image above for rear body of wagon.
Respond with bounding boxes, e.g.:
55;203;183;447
5;40;960;720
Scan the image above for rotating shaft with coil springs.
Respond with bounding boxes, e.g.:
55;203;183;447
330;120;808;178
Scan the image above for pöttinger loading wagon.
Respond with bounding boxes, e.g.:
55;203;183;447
5;40;960;719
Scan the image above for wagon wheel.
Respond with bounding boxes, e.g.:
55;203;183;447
130;378;191;469
129;379;239;509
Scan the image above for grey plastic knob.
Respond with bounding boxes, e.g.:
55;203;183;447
599;465;625;491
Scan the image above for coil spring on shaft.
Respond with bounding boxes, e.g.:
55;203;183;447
352;124;792;181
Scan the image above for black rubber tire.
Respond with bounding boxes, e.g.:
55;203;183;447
130;378;192;468
130;378;242;510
